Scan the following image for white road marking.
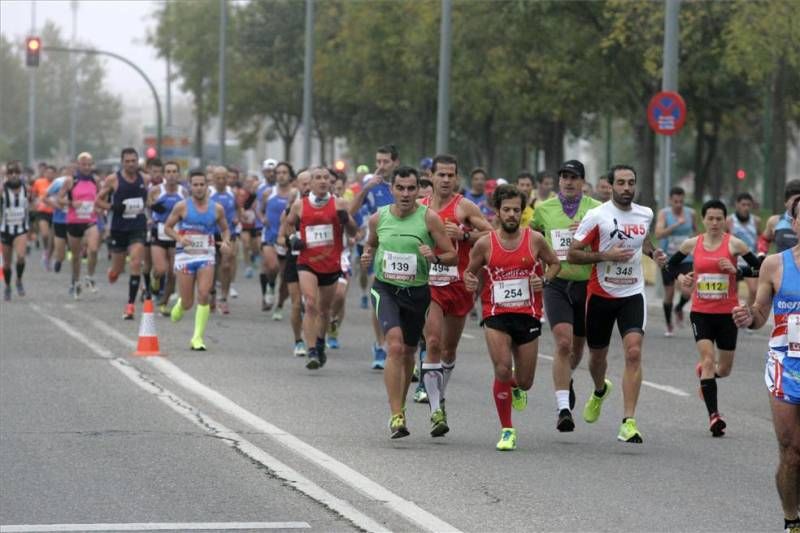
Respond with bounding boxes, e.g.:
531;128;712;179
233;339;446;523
31;305;391;533
0;523;309;532
460;332;475;339
59;305;464;533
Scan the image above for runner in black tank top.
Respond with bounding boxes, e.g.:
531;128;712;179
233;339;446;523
96;147;150;320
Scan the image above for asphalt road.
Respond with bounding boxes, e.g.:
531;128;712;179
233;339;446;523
0;253;781;532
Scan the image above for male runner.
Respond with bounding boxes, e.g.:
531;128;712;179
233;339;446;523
532;159;601;431
360;165;456;438
732;195;800;533
727;192;761;307
45;166;71;273
594;175;612;202
148;161;186;315
760;179;800;255
1;161;30;300
567;165;667;443
284;166;357;369
59;153;101;299
515;172;536;228
464;184;560;450
164;170;231;351
96;148;149;319
30;165;55;270
349;144;401;368
532;171;556;208
462;167;494;220
141;158;164;301
208;166;240;315
669;200;762;436
419;154;492;435
655;186;697;336
260;162;295;316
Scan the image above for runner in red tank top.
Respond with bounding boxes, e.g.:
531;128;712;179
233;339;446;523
414;154;493;436
464;184;560;451
667;199;762;436
285;167;358;370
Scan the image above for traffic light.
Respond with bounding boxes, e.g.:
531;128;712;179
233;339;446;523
736;168;746;180
25;36;41;67
334;159;347;173
145;147;158;159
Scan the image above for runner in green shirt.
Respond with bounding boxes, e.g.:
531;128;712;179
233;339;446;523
531;159;601;432
360;165;456;439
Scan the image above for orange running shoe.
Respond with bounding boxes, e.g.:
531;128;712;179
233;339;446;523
123;303;135;320
108;268;119;284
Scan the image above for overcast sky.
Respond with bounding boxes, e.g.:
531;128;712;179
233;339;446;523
1;0;177;104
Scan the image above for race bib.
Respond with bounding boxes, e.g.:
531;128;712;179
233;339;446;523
4;206;25;226
788;314;800;358
242;210;256;224
603;262;639;286
182;232;213;255
122;197;144;218
492;278;530;306
157;222;174;241
429;262;459;286
74;201;94;220
696;273;729;300
382;251;417;282
550;229;574;261
305;224;334;248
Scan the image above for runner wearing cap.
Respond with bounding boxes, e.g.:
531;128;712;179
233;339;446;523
567;165;667;443
532;159;601;431
261;159;278;188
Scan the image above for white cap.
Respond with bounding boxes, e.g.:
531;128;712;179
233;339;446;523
496;178;508;185
362;173;374;183
262;158;278;170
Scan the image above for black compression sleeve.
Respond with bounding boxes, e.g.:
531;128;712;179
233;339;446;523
741;252;762;268
667;251;688;270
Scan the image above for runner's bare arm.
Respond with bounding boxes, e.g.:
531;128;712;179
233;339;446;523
216;203;232;251
94;174;117;210
424;209;457;266
642;234;667;267
360;213;379;270
57;176;74;207
531;231;561;281
460;199;493;242
733;253;779;329
163;201;186;243
463;235;489;293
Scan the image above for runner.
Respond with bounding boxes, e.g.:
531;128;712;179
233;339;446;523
59;152;101;300
163;170;231;351
727;192;761;308
45;165;72;274
147;161;186;316
237;174;260;281
515;172;536;228
566;165;667;443
96;148;149;319
208;166;240;315
462;167;494;221
359;165;456;438
760;179;800;255
261;158;278;188
260;162;295;317
655;186;697;336
30;164;55;271
668;199;762;436
349;144;401;369
283;166;358;370
532;171;557;208
464;184;561;450
141;158;164;302
594;175;612;202
732;195;800;533
418;154;493;435
1;161;30;300
532;159;601;431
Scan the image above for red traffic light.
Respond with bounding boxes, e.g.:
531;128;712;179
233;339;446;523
736;168;746;180
145;147;158;159
25;36;41;67
334;159;346;172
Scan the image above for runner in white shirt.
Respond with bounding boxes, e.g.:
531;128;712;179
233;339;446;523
567;165;667;443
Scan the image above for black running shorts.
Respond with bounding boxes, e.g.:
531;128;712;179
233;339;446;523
109;229;147;252
370;279;430;347
543;278;588;337
585;293;646;349
66;223;96;239
283;253;299;283
53;222;67;239
690;311;738;351
482;313;542;346
297;264;341;287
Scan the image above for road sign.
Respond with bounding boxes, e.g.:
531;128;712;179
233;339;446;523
647;91;686;135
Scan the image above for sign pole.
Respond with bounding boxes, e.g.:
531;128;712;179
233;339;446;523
660;0;680;208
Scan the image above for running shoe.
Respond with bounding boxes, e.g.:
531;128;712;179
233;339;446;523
430;408;449;437
569;378;576;411
84;276;97;293
617;418;643;443
556;408;575;432
159;303;170;317
293;341;307;357
107;268;119;284
73;282;82;300
389;413;409;439
511;387;527;411
583;378;613;423
318;349;327;368
785;523;800;533
123;303;135;320
327;337;340;350
496;428;516;451
663;325;674;338
272;307;283;321
3;286;10;301
413;383;428;403
54;260;62;273
709;412;726;437
150;275;161;294
230;286;239;299
411;364;420;383
674;308;684;327
190;338;207;351
15;280;25;297
306;353;320;370
360;294;369;309
218;300;230;315
371;344;386;369
245;266;254;279
263;286;275;309
171;299;184;322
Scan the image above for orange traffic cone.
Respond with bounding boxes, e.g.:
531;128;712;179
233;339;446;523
134;299;162;356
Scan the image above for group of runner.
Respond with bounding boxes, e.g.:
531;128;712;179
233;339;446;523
3;149;799;532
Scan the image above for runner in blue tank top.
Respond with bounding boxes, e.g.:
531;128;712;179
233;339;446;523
655;186;697;336
727;192;761;307
760;179;800;256
96;148;149;319
208;166;240;314
164;169;231;351
462;167;494;220
259;161;295;314
733;195;800;533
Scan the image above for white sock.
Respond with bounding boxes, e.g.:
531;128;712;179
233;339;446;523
556;390;570;411
422;363;443;411
441;361;455;400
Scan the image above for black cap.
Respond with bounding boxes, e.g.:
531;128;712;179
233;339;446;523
559;160;585;179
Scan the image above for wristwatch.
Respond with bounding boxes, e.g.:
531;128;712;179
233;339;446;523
462;231;471;242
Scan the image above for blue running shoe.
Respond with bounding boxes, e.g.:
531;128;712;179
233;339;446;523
372;344;386;369
360;295;369;309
